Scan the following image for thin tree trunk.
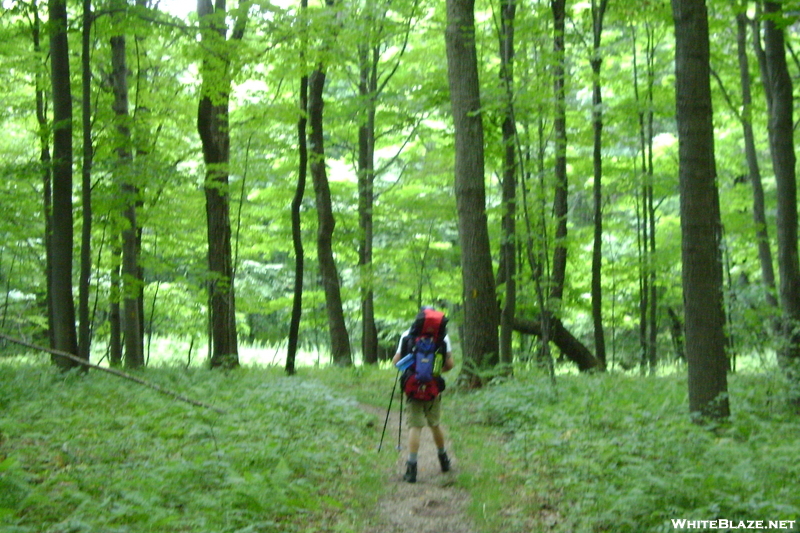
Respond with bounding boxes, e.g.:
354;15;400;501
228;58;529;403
498;0;517;368
550;0;568;304
308;66;353;366
445;0;500;386
109;245;122;366
590;0;609;368
358;44;378;365
763;0;800;398
32;0;54;347
48;0;80;367
78;0;93;362
671;0;730;421
736;7;777;310
287;66;308;375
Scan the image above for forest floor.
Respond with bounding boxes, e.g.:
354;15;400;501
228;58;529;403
359;403;478;533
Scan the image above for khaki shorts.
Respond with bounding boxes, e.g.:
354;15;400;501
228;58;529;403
406;396;443;428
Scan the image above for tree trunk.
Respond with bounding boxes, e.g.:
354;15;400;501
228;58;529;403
308;67;353;366
48;0;80;367
445;0;499;386
358;45;379;365
550;0;568;303
763;0;800;397
111;13;144;368
32;0;54;348
513;317;602;371
736;7;777;310
287;68;308;375
498;0;517;368
671;0;730;420
78;0;93;362
197;0;242;369
590;0;609;367
109;247;122;367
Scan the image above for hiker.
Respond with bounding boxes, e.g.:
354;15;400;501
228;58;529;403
392;307;455;483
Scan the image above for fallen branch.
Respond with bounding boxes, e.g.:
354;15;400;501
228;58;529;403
0;333;226;415
513;317;604;372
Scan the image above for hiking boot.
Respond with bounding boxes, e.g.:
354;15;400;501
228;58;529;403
403;461;417;483
438;451;451;472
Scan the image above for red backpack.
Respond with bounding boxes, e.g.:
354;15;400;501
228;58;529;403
401;308;448;401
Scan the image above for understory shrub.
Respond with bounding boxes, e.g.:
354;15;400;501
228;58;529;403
460;369;800;533
0;362;377;533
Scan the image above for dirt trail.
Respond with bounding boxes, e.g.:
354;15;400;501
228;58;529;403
361;402;478;533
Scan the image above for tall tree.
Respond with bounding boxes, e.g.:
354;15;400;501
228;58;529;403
671;0;730;420
354;0;416;364
445;0;500;385
48;0;80;367
550;0;568;303
30;0;55;348
632;22;658;374
197;0;245;369
308;0;352;366
762;0;800;398
78;0;93;361
110;0;144;368
589;0;609;367
735;2;777;311
498;0;517;367
287;0;309;376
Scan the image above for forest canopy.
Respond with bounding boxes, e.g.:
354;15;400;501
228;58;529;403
0;0;798;407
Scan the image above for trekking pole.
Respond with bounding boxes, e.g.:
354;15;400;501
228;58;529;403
397;387;403;451
378;370;400;452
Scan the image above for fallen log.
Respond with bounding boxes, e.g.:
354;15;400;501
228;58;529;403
0;333;226;414
513;317;604;372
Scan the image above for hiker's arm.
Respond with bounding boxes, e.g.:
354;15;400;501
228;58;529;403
442;352;455;372
392;334;406;365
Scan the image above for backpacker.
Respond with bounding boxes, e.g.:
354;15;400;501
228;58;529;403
401;308;448;401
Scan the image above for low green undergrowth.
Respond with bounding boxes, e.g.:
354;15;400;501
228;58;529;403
0;362;382;533
454;370;800;533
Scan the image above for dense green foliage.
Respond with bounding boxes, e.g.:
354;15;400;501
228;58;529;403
2;360;797;532
0;0;794;369
456;368;800;532
0;361;382;533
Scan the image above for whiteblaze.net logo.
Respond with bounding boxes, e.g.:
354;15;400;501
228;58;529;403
670;519;797;530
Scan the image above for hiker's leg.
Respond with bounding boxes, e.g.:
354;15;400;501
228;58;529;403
408;426;422;454
430;424;446;449
406;400;425;459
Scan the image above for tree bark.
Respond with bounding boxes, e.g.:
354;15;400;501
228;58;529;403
513;317;602;371
31;0;55;348
590;0;609;367
762;0;800;396
287;66;308;375
111;8;144;368
308;67;353;366
48;0;80;367
735;7;777;310
671;0;730;420
358;44;378;365
498;0;517;368
445;0;499;385
197;0;242;369
78;0;93;362
550;0;568;303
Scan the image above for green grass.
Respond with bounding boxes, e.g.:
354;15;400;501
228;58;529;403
2;360;799;533
0;362;385;533
448;369;800;533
